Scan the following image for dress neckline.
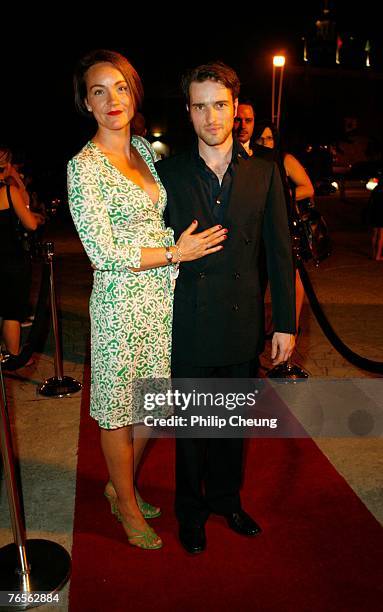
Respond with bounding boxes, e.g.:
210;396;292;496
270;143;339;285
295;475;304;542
88;138;161;207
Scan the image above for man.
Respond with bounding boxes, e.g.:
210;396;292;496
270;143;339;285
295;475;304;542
233;98;256;156
157;62;295;554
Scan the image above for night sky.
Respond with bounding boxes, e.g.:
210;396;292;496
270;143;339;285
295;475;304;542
2;2;379;178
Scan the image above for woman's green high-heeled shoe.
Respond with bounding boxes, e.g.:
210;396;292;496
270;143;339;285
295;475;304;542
121;520;163;550
104;482;161;520
135;489;161;519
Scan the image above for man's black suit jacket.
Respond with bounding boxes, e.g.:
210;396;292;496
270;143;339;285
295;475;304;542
156;150;296;367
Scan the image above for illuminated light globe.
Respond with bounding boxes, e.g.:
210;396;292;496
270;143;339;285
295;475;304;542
273;55;286;67
366;177;379;191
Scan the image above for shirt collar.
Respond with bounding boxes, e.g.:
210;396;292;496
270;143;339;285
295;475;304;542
239;139;252;156
191;135;249;167
233;137;249;160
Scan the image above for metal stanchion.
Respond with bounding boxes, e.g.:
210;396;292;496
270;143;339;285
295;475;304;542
38;242;82;397
0;358;71;609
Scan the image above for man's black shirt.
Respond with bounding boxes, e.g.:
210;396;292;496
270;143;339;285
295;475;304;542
191;138;249;224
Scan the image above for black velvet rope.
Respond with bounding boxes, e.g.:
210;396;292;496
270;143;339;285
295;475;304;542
298;261;383;375
2;261;51;371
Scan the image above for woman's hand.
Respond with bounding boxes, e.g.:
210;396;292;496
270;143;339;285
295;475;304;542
176;220;227;262
118;221;227;273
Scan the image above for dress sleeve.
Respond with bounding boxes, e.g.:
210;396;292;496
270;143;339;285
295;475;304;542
67;157;141;270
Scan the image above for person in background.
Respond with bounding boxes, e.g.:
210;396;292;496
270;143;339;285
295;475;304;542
67;49;226;551
233;98;256;156
0;147;44;356
252;121;314;330
367;176;383;261
5;157;30;206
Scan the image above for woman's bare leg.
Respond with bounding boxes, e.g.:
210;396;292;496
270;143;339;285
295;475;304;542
100;426;161;544
133;424;153;477
133;425;160;513
101;426;138;515
2;320;21;354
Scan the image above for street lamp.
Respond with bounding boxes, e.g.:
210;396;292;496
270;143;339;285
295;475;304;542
272;55;286;129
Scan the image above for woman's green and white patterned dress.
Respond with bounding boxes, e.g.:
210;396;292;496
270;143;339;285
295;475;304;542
67;136;174;429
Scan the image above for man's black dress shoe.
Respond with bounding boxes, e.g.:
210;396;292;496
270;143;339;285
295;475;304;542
225;510;262;536
179;524;206;554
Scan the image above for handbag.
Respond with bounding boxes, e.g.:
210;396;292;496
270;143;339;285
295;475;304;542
292;197;331;265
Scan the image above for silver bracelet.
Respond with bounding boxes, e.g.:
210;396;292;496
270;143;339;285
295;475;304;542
169;244;181;281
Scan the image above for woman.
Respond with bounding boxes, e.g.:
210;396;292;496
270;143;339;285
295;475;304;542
367;177;383;261
252;121;314;328
0;148;43;356
252;122;314;202
68;50;226;550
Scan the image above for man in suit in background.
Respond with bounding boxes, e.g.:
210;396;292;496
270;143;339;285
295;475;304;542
234;98;256;156
156;61;295;554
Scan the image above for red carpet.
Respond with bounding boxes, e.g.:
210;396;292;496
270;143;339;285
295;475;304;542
69;367;383;611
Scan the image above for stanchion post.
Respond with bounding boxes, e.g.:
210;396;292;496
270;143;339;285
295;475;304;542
0;358;71;609
0;359;29;574
38;242;82;397
276;62;284;129
271;62;276;124
47;242;64;380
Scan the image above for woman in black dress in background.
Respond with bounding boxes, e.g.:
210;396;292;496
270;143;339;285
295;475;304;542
252;121;314;330
0;147;43;356
368;177;383;260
